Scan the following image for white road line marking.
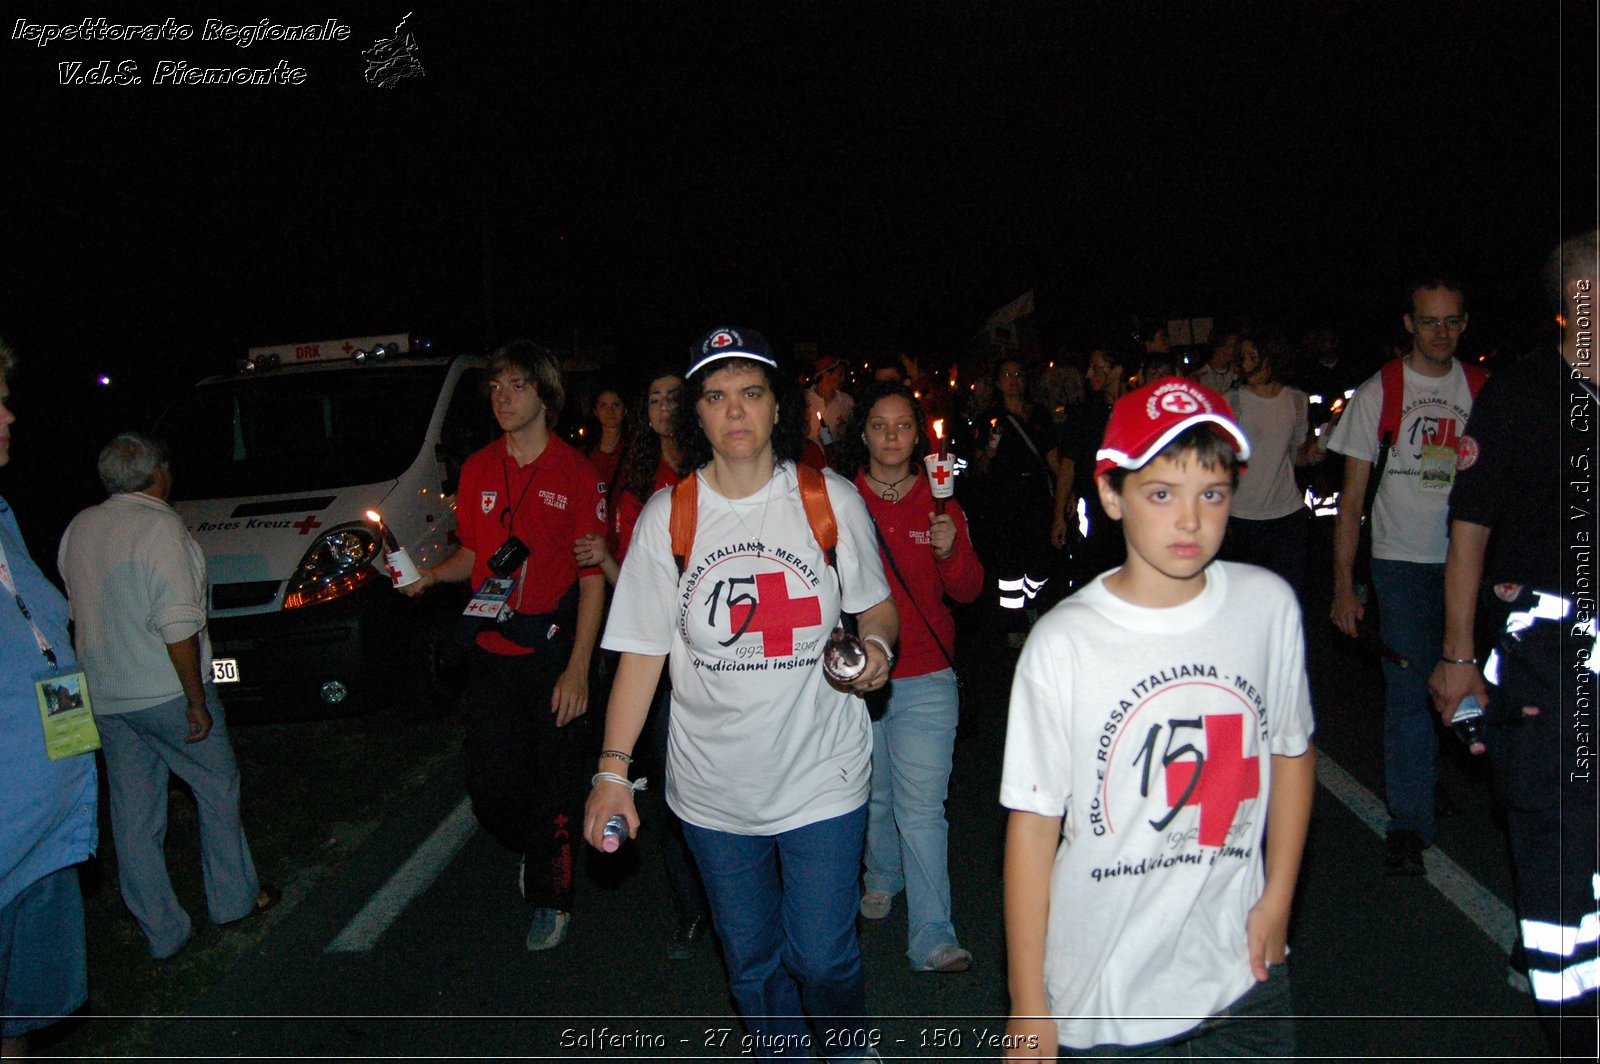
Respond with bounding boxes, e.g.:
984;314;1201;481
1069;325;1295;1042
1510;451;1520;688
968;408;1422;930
325;797;477;953
1316;755;1517;954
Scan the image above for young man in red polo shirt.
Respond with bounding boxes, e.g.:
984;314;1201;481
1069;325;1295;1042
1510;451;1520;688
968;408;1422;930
403;339;605;950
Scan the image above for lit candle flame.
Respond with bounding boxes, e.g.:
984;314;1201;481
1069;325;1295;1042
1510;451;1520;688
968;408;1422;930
366;511;400;553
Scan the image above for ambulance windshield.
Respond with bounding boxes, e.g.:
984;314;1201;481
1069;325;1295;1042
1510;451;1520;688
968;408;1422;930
158;365;455;499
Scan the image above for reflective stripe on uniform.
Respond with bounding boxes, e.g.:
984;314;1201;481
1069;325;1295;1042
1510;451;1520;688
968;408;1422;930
1528;955;1600;1003
1523;911;1600;958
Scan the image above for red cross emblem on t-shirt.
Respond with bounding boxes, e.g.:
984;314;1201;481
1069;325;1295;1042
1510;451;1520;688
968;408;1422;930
1164;714;1260;847
1424;416;1461;450
730;571;822;657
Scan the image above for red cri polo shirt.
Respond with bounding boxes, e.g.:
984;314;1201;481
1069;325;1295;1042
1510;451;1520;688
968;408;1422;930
457;433;605;656
610;456;681;563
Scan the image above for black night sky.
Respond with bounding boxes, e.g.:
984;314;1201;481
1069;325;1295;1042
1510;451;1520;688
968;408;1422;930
2;1;1596;512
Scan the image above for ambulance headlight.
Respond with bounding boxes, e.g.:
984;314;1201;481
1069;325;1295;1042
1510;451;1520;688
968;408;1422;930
283;524;381;610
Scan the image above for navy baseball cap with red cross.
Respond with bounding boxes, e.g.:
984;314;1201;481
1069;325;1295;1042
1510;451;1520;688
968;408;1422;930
687;326;778;379
1095;377;1251;479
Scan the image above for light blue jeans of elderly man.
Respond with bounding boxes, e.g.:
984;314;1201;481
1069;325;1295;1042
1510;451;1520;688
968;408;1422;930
860;668;968;972
97;687;262;959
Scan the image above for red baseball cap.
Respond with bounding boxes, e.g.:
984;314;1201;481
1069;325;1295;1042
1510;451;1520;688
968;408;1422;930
1095;377;1251;479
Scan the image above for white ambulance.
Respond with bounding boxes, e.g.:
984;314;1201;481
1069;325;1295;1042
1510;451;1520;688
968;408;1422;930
154;335;494;720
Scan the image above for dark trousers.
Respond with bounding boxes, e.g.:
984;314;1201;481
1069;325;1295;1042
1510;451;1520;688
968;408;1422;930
1487;610;1599;1058
462;645;588;912
645;685;710;921
1060;963;1294;1058
1224;508;1309;603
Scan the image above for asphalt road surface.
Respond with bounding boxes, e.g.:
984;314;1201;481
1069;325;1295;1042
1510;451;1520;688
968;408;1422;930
51;531;1555;1060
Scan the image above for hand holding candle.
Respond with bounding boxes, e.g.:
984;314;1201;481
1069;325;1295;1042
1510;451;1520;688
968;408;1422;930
367;510;422;588
925;419;955;513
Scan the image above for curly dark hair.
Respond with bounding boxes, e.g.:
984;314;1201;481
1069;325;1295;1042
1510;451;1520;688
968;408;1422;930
833;382;930;480
673;356;807;471
616;368;684;504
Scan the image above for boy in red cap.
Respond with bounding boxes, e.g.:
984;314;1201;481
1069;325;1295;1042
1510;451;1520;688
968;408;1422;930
1000;378;1318;1058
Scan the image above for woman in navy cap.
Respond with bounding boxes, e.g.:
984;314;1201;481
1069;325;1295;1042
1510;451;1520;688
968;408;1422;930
586;327;897;1061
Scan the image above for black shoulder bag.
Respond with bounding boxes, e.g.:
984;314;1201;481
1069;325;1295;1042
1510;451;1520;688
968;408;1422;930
866;521;966;721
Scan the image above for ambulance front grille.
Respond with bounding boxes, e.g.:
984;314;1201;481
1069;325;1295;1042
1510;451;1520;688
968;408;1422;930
212;581;281;610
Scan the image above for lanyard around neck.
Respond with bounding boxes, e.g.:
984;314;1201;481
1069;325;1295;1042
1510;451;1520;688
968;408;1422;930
0;532;58;670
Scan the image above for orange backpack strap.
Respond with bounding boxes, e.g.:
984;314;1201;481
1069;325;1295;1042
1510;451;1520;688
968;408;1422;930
1377;357;1405;450
796;463;838;567
669;475;699;576
670;464;839;575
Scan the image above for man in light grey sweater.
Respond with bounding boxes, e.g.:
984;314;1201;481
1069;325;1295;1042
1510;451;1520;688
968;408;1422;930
58;433;276;959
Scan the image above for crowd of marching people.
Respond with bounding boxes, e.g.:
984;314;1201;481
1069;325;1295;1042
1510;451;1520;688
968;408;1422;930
4;233;1596;1059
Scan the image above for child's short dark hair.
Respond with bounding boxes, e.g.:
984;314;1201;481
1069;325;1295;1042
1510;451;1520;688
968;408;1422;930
1103;424;1242;493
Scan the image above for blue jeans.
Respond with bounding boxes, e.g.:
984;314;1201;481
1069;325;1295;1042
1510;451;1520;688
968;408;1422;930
862;669;961;968
682;805;871;1062
1370;558;1445;844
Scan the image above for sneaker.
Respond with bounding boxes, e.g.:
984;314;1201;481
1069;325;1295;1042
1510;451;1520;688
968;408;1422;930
525;908;570;951
916;943;973;973
1383;830;1426;877
859;890;892;920
665;913;710;961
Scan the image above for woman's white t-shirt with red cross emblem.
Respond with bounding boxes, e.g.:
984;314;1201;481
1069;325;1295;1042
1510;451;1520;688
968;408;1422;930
603;462;891;835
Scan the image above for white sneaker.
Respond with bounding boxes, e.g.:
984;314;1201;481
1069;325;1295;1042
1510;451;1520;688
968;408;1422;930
525;908;570;951
916;943;973;973
859;890;892;920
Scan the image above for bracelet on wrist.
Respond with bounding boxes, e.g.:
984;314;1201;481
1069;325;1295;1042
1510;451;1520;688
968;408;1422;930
599;749;634;766
591;771;648;793
863;634;895;667
1440;656;1479;666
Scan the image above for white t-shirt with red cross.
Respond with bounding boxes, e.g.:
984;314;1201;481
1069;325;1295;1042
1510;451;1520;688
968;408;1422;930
1001;562;1315;1050
602;462;891;835
1325;359;1476;563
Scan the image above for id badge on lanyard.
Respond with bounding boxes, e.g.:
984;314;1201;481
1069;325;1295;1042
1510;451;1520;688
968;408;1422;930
463;576;517;622
1418;443;1458;495
0;535;101;759
34;666;101;760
